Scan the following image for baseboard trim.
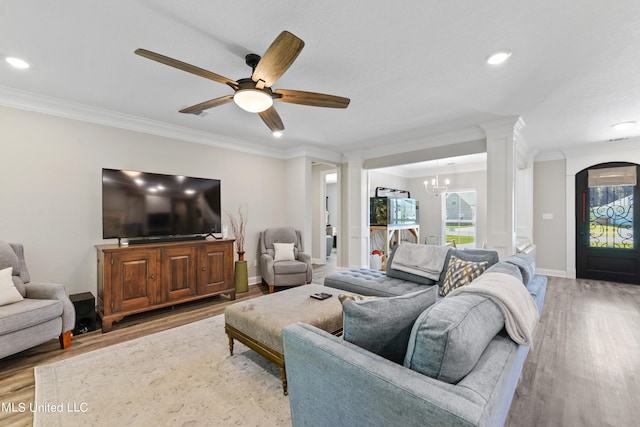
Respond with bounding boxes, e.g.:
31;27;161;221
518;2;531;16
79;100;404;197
536;268;567;278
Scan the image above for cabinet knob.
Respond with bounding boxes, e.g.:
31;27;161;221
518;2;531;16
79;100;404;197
202;266;207;271
150;274;156;279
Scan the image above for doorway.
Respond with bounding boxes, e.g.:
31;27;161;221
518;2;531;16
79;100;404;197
575;162;639;284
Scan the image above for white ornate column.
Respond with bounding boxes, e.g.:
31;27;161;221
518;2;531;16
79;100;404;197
480;117;525;259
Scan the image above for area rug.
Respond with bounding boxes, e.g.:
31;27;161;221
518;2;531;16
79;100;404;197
34;314;291;426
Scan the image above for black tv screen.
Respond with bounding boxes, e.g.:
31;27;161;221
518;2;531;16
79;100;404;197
102;168;221;240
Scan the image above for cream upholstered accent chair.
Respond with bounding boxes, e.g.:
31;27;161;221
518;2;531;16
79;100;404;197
259;227;312;293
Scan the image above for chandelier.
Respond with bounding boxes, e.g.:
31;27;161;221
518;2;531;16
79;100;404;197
423;160;450;196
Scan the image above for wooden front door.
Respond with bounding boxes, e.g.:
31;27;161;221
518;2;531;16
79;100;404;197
576;162;640;284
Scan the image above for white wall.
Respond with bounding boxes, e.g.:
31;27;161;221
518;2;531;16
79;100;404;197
0;106;288;296
533;159;566;274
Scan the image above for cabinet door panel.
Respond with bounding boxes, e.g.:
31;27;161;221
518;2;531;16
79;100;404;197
111;250;157;312
162;247;197;301
199;245;231;294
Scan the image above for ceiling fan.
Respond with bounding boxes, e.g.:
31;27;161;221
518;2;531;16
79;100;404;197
135;31;350;135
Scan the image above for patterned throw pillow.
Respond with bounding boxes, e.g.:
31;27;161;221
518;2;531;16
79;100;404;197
338;294;377;304
439;255;488;297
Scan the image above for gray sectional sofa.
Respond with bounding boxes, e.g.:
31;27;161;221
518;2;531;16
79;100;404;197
283;247;546;427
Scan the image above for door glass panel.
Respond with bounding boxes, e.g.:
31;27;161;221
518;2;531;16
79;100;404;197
589;186;634;249
443;191;477;248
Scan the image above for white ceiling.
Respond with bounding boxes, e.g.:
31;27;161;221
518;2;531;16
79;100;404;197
1;1;639;160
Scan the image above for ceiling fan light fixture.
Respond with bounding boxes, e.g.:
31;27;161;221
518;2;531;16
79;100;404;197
272;131;283;138
486;50;512;65
233;89;273;113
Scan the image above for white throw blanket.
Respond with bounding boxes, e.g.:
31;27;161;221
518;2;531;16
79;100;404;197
447;272;540;346
390;243;450;281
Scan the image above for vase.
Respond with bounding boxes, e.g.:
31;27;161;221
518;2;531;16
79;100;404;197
234;260;248;293
237;251;245;262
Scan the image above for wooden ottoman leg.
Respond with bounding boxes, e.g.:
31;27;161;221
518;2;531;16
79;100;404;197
227;334;234;355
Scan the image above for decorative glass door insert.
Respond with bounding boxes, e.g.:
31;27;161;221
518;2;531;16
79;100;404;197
587;166;636;249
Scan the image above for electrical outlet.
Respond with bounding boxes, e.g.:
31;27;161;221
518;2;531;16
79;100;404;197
253;259;257;267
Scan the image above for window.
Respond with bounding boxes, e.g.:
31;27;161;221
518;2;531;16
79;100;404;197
442;190;477;248
588;186;634;249
587;165;635;249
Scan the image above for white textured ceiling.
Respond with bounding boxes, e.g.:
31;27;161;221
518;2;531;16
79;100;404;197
1;0;639;159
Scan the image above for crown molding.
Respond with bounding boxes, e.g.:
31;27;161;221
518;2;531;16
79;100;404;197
345;125;485;162
0;85;335;160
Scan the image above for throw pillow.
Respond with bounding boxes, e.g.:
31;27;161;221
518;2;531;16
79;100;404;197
0;267;24;306
439;256;489;297
404;294;504;384
342;287;437;364
0;241;27;296
338;294;377;304
273;243;295;261
436;249;499;286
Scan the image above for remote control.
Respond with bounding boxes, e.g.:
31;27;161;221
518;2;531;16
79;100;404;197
310;292;332;300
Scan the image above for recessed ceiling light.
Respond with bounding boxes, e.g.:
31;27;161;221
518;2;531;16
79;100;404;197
486;50;512;65
611;121;636;131
272;131;283;138
5;57;30;69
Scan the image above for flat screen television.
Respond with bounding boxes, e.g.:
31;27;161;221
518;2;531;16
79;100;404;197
102;168;221;240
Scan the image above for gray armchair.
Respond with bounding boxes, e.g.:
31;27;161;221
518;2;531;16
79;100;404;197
0;241;75;359
259;227;312;293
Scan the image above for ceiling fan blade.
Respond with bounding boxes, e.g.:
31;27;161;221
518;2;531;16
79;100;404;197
274;89;350;108
252;31;304;88
135;48;238;87
258;107;285;132
179;95;234;114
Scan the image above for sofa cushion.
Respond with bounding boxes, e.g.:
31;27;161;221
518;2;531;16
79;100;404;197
485;261;523;283
324;268;428;297
385;245;439;286
273;260;308;274
505;254;536;285
0;267;24;307
342;287;437;364
437;249;499;286
0;298;63;335
439;256;489;297
404;294;505;383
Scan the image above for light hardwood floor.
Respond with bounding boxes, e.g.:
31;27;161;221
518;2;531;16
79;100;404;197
1;273;638;426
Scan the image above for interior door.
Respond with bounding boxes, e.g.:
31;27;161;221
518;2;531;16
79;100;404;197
576;162;640;284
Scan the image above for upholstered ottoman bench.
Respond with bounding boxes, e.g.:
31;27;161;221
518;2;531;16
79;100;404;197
224;284;355;395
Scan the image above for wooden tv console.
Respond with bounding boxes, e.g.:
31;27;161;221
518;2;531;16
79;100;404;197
96;239;235;332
